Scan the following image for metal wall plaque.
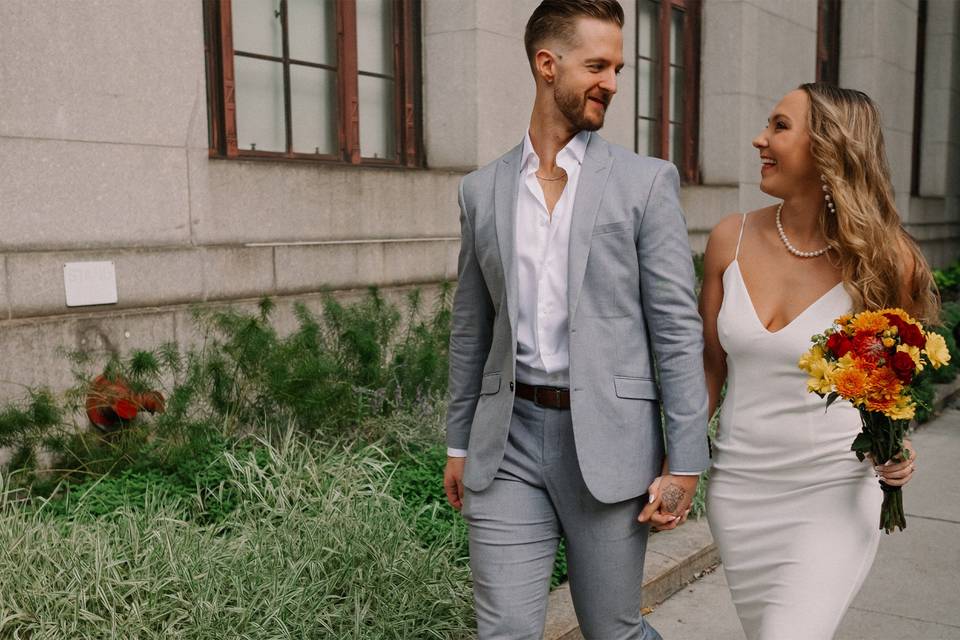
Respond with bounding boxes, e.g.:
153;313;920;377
63;261;119;307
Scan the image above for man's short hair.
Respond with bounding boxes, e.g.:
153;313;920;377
524;0;625;69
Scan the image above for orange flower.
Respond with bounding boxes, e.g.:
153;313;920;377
865;395;898;413
866;367;902;401
833;365;870;400
849;310;890;335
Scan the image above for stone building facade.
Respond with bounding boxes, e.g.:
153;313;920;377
1;0;958;399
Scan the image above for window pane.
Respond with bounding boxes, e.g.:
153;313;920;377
669;122;682;165
232;0;282;57
638;0;658;60
637;58;657;119
357;0;394;75
290;65;338;154
637;118;656;157
359;75;396;159
288;0;336;65
670;66;684;123
670;8;684;65
234;56;286;152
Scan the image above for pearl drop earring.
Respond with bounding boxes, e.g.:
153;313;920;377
821;174;836;214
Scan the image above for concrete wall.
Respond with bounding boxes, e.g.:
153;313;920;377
0;0;462;325
914;0;960;266
682;0;818;249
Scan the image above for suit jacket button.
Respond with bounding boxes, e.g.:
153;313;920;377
509;381;515;391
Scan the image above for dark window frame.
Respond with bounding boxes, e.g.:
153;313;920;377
911;0;928;196
634;0;701;184
203;0;422;167
816;0;841;86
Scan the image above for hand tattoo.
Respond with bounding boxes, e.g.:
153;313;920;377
660;484;686;514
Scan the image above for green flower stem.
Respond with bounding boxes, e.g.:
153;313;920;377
853;411;909;533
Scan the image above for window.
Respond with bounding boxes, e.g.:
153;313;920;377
816;0;841;85
204;0;421;166
911;0;928;195
635;0;701;183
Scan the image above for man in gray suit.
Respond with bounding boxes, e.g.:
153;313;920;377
443;1;709;637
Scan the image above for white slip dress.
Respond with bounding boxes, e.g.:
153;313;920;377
706;213;882;640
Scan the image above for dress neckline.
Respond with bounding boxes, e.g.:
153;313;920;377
726;259;845;335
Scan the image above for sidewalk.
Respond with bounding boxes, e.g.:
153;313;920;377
646;405;960;640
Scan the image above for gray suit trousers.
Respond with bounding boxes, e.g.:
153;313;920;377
462;397;663;640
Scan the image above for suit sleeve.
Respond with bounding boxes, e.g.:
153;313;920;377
445;178;495;451
637;163;710;474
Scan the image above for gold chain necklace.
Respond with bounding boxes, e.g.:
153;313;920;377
535;172;567;182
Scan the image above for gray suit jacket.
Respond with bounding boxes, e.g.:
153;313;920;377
446;133;709;504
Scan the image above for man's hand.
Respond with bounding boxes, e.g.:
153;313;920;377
637;474;698;531
444;457;466;510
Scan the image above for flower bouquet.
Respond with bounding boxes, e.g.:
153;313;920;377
798;309;950;533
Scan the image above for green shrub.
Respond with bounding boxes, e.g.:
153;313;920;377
1;287;452;492
933;260;960;296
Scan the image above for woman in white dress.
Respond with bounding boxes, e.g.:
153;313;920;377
700;83;938;639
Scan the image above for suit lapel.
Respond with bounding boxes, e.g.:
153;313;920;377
567;134;613;320
494;143;523;335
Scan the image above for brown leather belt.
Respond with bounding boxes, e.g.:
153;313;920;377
515;382;571;410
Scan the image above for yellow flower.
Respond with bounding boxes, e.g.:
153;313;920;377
881;308;918;324
798;345;825;372
925;332;951;369
886;396;916;421
806;357;836;395
850;310;890;335
897;344;924;371
882;337;895;348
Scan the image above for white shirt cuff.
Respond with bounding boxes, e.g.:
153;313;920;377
447;447;468;458
669;471;702;476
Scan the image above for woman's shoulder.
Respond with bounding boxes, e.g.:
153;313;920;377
704;213;747;272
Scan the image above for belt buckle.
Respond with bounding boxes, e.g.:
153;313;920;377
534;386;562;407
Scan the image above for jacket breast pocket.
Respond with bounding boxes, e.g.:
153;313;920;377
479;373;501;395
592;220;632;236
613;376;659;400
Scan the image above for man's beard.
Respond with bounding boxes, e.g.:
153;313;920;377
555;83;606;132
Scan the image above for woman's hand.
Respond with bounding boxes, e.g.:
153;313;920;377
876;438;917;487
638;474;696;531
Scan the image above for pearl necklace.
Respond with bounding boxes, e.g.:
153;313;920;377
776;202;829;258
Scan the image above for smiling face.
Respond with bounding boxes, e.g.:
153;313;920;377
550;17;623;131
752;89;822;198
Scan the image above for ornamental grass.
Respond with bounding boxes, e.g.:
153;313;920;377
0;434;473;639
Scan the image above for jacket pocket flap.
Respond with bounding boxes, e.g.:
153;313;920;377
480;373;501;395
614;376;659;400
592;220;632;235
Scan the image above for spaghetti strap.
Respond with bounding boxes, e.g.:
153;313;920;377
734;213;748;260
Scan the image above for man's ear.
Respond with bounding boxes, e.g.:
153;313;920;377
534;48;559;84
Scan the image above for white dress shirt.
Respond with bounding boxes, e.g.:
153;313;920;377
514;130;588;387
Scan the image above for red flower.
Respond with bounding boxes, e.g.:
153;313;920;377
891;351;916;383
900;323;925;348
884;313;925;348
826;332;853;357
853;333;884;363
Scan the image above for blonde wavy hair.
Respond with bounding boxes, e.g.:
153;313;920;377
800;82;940;325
